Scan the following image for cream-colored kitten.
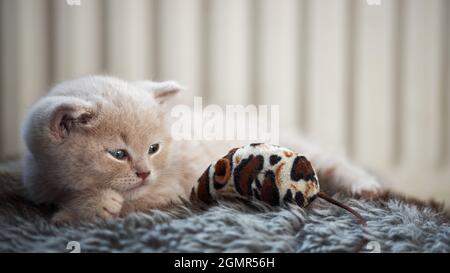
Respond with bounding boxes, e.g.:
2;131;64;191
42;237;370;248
22;76;380;224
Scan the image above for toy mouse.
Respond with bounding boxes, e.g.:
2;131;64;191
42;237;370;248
191;143;366;226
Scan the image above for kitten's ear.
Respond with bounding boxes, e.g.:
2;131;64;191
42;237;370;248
134;80;183;105
49;99;96;140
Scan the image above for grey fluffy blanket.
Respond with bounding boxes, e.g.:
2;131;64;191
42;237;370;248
0;160;449;253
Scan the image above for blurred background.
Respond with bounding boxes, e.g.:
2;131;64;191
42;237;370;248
0;0;449;207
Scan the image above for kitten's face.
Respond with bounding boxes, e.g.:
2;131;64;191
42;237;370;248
40;77;181;200
72;107;172;200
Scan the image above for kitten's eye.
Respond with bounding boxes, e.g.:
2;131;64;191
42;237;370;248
108;149;128;160
148;143;159;155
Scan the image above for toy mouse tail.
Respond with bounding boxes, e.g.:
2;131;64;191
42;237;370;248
317;191;367;226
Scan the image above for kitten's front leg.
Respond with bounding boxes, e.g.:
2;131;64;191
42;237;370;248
51;188;124;224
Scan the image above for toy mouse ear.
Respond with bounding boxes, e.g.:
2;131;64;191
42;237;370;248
214;158;231;185
49;100;96;141
133;80;183;105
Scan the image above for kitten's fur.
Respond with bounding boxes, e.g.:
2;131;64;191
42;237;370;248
22;76;381;224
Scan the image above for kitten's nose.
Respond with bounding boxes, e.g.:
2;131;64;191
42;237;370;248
136;171;150;180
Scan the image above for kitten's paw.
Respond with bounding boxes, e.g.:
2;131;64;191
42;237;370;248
350;176;382;198
96;189;124;220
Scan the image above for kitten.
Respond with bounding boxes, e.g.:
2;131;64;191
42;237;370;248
21;76;381;224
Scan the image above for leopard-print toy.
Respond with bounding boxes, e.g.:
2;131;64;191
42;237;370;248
191;143;366;227
191;143;320;207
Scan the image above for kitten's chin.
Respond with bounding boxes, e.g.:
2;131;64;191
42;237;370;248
122;182;152;200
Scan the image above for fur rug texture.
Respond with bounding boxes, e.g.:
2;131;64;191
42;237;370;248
0;160;449;253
